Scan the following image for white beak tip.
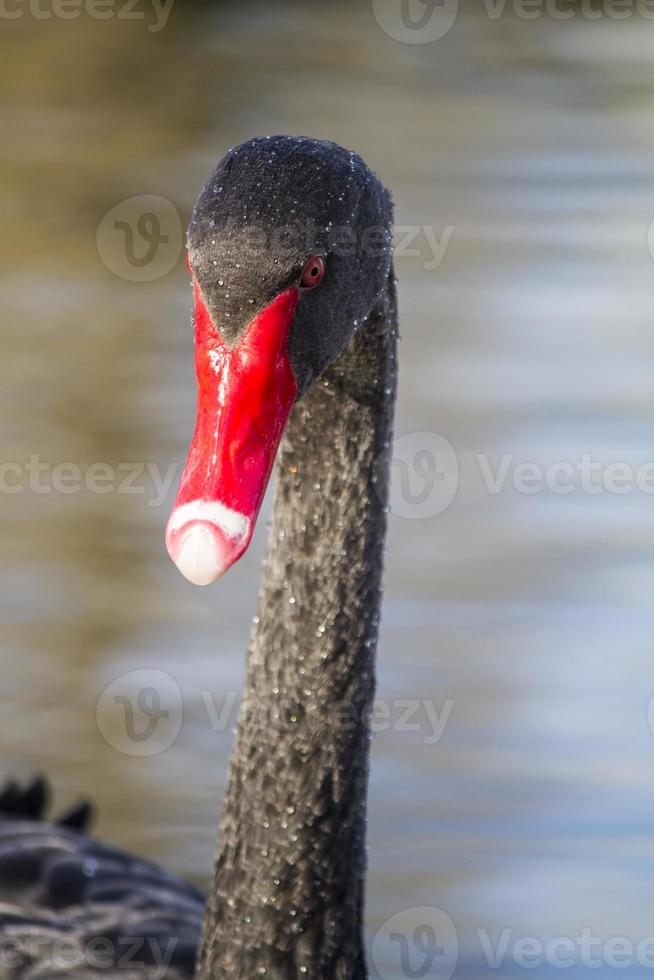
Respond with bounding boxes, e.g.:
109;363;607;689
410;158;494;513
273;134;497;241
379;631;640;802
166;502;251;586
172;525;227;587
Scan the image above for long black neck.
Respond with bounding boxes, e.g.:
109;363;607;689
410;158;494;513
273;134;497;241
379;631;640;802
198;271;398;980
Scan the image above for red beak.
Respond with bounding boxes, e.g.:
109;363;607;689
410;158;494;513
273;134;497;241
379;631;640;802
166;273;299;585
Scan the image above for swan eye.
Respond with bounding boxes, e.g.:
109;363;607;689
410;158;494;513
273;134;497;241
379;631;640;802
300;256;325;290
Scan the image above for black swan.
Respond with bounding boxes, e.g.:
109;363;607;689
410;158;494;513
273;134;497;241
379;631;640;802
0;136;398;979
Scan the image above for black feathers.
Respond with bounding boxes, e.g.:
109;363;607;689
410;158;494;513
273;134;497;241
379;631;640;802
0;779;203;978
188;135;393;395
0;777;93;832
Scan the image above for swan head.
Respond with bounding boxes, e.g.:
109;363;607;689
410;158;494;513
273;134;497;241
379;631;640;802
166;136;393;585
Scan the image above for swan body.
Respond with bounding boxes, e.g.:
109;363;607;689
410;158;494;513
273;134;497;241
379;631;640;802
0;779;203;978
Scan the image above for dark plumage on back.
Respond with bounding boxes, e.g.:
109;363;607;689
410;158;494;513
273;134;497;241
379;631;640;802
0;779;203;979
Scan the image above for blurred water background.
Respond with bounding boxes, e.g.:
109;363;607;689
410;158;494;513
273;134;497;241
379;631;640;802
2;1;654;976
